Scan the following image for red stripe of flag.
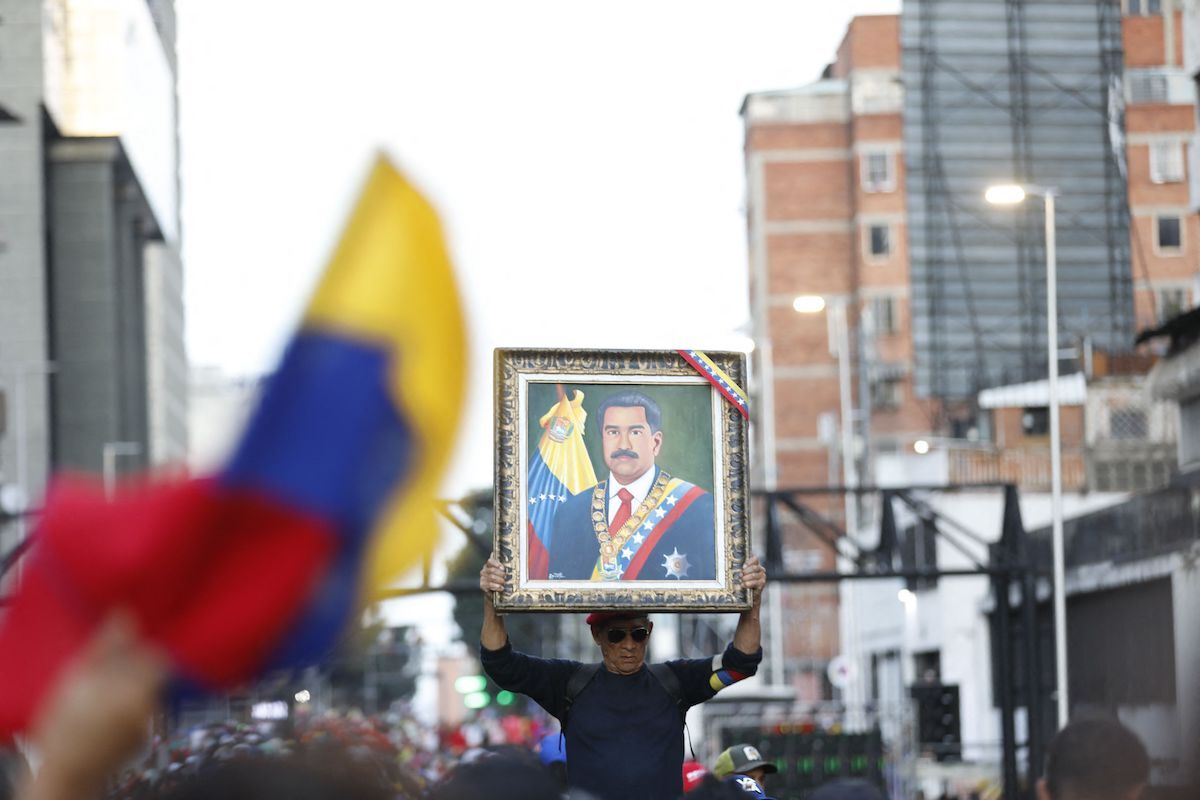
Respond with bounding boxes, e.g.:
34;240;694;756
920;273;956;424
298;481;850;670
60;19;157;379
527;521;549;580
623;486;705;580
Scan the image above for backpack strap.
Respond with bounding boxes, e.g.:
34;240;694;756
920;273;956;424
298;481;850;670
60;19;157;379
562;663;602;734
647;663;686;722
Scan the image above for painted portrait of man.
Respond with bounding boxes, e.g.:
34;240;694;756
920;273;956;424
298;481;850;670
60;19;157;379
540;388;717;582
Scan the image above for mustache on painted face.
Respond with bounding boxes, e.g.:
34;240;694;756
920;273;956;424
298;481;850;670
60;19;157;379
609;449;639;460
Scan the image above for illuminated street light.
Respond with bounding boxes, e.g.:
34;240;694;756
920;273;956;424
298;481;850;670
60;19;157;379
792;296;830;314
984;183;1027;205
795;292;863;718
792;294;827;314
913;439;930;455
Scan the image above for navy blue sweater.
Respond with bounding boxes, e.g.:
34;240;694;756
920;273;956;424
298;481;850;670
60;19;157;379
480;640;761;800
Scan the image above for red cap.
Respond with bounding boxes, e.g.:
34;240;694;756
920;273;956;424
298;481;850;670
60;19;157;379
584;611;646;627
682;760;709;792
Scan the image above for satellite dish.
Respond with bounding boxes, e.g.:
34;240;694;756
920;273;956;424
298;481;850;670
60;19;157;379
827;654;858;689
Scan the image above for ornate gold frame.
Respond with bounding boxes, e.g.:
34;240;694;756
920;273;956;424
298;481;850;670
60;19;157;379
493;348;751;612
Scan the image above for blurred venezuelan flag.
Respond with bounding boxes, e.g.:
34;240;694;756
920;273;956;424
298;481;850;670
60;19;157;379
0;156;466;734
526;390;597;579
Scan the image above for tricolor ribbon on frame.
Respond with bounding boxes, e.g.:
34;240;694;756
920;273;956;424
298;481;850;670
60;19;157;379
677;350;749;419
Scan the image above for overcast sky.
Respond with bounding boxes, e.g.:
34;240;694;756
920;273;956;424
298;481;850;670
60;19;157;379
177;0;900;496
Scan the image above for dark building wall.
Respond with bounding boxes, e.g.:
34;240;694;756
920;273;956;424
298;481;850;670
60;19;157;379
902;0;1134;399
46;138;151;474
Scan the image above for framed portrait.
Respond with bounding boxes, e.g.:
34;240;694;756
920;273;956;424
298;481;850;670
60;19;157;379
492;349;751;612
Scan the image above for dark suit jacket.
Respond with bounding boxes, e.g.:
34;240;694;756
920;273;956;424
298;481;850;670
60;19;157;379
546;469;716;581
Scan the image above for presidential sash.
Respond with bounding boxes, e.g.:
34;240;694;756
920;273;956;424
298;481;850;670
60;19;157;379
589;471;707;581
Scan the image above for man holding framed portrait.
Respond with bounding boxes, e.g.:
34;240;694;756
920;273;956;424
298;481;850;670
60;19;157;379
478;554;767;800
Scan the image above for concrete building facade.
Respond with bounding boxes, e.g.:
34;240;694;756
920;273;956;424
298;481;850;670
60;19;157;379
0;0;186;534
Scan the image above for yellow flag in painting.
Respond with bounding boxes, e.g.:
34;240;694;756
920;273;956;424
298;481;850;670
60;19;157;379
527;389;598;578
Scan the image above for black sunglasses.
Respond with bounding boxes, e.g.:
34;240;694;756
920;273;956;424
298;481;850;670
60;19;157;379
606;626;650;644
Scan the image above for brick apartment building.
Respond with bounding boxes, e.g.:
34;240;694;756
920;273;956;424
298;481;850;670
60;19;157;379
743;3;1196;697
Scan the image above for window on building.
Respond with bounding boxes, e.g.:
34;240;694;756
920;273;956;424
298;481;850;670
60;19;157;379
1128;71;1169;104
1125;0;1162;15
1156;215;1183;252
1022;406;1049;437
1156;286;1188;321
913;649;942;683
871;377;902;409
867;223;891;258
872;296;898;335
862;151;895;192
1149;141;1185;183
1110;408;1148;440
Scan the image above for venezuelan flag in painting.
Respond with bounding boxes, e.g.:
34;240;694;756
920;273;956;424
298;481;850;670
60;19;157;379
526;390;597;579
0;156;466;734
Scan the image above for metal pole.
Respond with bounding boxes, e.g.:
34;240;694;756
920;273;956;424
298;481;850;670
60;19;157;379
766;497;786;686
833;302;865;722
994;567;1019;800
1044;191;1069;727
835;303;858;503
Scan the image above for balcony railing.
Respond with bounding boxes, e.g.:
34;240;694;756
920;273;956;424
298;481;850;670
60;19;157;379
947;446;1087;492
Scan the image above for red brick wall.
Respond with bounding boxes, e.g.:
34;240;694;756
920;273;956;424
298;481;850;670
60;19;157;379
764;161;852;221
767;232;854;296
747;123;848;152
1127;106;1195;133
1123;15;1166;67
834;15;901;75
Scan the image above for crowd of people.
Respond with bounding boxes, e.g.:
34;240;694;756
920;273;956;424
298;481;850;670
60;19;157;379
96;704;556;799
0;710;1148;800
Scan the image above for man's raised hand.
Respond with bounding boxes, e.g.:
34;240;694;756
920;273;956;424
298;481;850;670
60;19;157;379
480;557;506;595
740;554;767;595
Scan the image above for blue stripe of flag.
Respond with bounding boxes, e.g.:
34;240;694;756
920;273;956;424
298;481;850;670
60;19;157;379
527;451;571;553
220;330;413;665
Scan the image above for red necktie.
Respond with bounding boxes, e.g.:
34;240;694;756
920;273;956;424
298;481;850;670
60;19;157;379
610;488;634;533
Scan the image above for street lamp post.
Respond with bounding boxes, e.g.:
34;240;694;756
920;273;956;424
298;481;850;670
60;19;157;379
984;183;1068;728
793;294;863;721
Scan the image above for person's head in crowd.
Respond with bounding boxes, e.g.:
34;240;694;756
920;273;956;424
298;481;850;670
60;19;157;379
158;757;396;800
1039;717;1149;800
683;759;709;792
809;778;886;800
680;775;756;800
537;732;568;790
713;743;777;785
427;756;562;800
0;749;31;800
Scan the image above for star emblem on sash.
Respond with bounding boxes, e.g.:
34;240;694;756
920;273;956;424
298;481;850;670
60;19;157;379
663;548;690;579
